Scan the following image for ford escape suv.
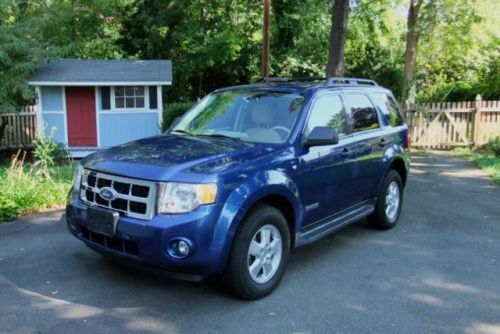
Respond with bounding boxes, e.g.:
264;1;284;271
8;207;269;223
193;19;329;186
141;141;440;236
66;77;410;299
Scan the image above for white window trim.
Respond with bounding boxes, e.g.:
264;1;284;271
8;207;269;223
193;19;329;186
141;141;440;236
109;86;149;112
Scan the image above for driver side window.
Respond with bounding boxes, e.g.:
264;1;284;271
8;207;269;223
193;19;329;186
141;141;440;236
306;95;348;135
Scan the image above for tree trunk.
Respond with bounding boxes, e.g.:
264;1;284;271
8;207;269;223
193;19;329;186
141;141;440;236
326;0;349;77
262;0;271;78
402;0;424;104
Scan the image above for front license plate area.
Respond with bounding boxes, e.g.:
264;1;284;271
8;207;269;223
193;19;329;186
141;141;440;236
87;206;119;237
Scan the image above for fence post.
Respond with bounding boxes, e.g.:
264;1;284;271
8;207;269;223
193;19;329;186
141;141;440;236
473;94;483;147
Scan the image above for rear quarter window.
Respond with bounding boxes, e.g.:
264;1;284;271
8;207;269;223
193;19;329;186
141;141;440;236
372;93;405;127
344;94;380;133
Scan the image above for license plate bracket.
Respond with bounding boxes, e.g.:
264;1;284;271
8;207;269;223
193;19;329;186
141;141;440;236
87;206;119;237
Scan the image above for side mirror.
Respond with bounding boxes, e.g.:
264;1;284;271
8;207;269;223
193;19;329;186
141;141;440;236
304;126;339;148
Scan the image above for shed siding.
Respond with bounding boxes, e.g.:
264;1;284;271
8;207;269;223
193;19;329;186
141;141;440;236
43;114;66;143
99;113;158;147
41;87;64;111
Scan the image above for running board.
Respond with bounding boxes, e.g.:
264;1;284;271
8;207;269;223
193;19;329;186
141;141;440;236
296;201;375;247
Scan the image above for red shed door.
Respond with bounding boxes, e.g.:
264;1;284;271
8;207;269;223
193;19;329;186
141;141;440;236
66;87;97;147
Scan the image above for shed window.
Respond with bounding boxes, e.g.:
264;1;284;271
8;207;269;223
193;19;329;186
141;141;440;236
101;87;111;110
149;86;158;109
115;86;145;109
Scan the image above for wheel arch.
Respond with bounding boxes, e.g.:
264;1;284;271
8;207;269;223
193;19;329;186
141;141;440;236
374;151;409;198
211;171;304;273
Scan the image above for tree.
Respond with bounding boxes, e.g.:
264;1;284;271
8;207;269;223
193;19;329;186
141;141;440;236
262;0;271;78
327;0;350;76
402;0;426;104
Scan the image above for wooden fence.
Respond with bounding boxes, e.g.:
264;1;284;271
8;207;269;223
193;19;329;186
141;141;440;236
405;95;500;148
0;106;37;149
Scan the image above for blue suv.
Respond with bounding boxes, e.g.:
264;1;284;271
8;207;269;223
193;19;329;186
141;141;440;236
66;77;410;299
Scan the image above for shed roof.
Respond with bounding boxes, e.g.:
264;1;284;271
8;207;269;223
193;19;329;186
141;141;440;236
28;59;172;86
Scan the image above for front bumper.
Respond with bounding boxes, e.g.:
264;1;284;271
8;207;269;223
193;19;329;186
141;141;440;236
66;190;230;277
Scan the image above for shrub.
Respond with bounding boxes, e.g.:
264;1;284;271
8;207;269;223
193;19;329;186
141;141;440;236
482;137;500;157
162;102;195;131
0;151;74;222
0;192;19;220
33;128;70;165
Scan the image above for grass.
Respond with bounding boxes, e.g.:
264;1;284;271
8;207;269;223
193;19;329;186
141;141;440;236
0;157;76;222
452;147;500;184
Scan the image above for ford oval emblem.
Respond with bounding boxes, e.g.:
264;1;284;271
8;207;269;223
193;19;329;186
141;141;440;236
99;187;117;201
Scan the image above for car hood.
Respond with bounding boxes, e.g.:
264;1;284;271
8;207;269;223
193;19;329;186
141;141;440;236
82;134;277;182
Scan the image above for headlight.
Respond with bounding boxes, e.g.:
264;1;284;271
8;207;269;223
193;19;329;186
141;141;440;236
72;164;84;191
158;182;217;214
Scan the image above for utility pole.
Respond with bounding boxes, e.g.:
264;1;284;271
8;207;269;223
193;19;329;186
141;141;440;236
262;0;271;79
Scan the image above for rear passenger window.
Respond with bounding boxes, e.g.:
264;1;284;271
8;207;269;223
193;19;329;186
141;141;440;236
306;95;347;135
372;93;404;127
345;94;379;133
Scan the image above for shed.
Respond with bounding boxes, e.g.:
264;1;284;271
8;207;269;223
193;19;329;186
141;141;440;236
28;59;172;157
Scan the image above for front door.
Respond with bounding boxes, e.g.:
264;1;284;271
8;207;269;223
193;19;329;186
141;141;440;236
66;87;97;147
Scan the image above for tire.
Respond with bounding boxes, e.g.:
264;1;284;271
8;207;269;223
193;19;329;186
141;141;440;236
368;169;403;230
223;204;291;300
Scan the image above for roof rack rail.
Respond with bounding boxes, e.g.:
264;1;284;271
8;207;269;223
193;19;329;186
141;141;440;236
326;77;378;86
256;77;326;83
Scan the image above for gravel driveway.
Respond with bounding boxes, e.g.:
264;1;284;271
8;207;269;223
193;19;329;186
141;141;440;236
1;152;499;334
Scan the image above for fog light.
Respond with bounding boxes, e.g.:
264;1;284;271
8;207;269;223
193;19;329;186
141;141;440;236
177;240;190;256
167;238;194;259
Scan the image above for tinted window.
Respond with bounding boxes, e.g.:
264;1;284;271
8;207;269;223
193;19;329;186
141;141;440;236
372;93;404;127
345;94;379;132
306;95;347;135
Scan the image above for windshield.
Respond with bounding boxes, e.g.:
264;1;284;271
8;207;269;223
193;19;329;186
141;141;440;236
171;90;304;144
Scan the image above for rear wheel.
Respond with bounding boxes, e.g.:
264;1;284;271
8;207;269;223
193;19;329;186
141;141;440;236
223;205;290;300
368;169;403;230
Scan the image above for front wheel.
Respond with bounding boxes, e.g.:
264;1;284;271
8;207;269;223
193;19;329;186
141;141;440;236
223;205;290;300
368;169;404;230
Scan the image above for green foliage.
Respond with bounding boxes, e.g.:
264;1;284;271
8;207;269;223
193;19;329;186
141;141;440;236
0;129;72;221
453;142;500;184
0;152;75;221
482;137;500;156
162;102;194;131
474;155;500;183
0;0;498;109
32;128;70;173
415;0;500;102
0;1;50;112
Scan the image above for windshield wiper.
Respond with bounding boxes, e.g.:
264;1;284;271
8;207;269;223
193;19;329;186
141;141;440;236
170;129;195;136
197;133;241;141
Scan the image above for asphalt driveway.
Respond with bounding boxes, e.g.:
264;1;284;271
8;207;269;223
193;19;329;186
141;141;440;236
1;152;499;334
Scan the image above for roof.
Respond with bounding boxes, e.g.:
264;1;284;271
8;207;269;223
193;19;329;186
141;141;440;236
216;77;390;95
28;59;172;86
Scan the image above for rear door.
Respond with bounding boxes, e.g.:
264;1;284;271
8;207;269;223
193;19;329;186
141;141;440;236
342;93;386;203
295;93;359;225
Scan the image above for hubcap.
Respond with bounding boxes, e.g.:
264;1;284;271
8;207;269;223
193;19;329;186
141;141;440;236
385;181;400;221
247;224;282;284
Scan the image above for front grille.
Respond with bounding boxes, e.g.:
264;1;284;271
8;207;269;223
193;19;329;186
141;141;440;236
80;169;157;220
80;226;138;255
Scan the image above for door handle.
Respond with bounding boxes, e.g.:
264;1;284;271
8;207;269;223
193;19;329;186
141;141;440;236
341;148;351;157
379;138;387;147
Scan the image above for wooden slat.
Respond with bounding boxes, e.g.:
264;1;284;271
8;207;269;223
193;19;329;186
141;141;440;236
0;109;36;149
406;98;500;148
